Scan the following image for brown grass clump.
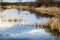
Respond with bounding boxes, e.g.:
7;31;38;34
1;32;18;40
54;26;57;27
34;7;60;17
44;17;60;32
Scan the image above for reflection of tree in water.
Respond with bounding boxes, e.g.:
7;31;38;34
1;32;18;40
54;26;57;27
30;11;54;18
44;28;60;38
36;26;60;38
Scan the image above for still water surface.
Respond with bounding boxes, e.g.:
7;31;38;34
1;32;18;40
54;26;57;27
0;9;60;40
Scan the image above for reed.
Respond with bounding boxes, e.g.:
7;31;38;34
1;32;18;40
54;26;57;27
34;6;60;17
44;17;60;32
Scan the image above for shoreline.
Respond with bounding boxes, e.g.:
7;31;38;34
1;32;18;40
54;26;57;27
30;6;60;17
1;5;60;17
30;6;60;32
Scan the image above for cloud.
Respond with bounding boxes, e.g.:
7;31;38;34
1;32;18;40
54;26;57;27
0;21;16;31
5;29;47;38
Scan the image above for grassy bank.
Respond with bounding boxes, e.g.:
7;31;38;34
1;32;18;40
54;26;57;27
29;6;60;33
2;5;29;10
2;5;60;17
30;6;60;17
30;7;60;33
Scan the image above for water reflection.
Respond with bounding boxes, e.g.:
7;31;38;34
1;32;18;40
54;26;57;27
45;28;60;38
0;9;60;40
1;9;48;25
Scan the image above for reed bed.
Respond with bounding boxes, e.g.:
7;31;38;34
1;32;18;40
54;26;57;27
2;5;29;10
34;6;60;17
44;17;60;32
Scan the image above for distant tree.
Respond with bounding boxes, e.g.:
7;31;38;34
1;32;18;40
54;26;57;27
1;0;2;6
35;0;44;7
35;0;55;7
48;0;55;7
1;0;2;2
18;0;22;5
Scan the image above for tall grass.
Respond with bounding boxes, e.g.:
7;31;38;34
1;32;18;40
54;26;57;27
44;17;60;32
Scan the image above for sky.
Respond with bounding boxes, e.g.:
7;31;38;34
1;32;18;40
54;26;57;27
2;0;60;2
3;0;36;2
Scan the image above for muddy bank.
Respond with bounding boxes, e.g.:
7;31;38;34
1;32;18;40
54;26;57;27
44;17;60;32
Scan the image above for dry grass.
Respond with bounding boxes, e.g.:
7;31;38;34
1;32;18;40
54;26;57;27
2;5;29;10
44;17;60;32
2;5;60;17
34;6;60;17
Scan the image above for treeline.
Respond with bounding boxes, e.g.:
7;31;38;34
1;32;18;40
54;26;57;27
1;2;21;6
35;0;60;7
1;0;60;7
1;2;35;6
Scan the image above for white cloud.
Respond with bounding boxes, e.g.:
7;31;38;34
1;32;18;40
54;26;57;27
6;29;48;38
0;21;16;31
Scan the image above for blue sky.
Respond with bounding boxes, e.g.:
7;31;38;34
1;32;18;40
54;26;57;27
3;0;60;2
3;0;36;2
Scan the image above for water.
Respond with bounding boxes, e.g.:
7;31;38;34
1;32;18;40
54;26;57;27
0;9;60;40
